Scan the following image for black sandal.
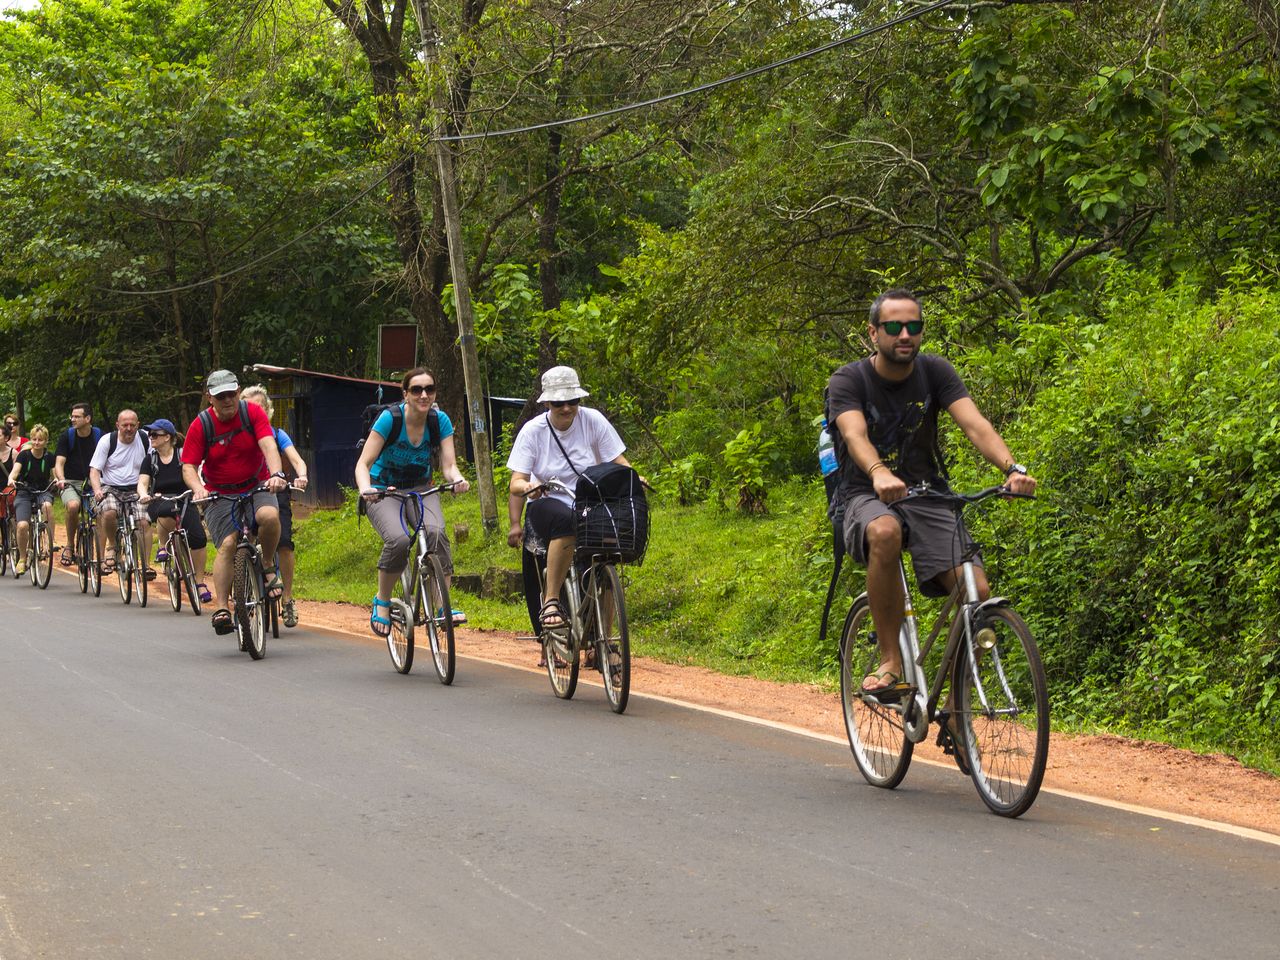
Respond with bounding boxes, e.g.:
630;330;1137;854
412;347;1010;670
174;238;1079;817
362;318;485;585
211;608;234;635
539;597;566;630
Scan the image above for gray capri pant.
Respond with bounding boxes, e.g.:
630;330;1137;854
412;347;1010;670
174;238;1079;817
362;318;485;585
366;485;452;576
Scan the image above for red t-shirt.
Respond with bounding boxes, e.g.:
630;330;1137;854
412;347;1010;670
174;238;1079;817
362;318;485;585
181;402;274;493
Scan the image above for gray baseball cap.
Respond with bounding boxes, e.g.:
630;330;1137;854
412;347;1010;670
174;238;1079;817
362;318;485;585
206;369;239;396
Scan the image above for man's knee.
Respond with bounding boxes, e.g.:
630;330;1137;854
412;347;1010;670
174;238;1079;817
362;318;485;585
219;532;238;551
864;515;903;557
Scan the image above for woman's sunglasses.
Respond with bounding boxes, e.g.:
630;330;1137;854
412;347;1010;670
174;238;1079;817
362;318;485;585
407;384;437;397
878;320;924;336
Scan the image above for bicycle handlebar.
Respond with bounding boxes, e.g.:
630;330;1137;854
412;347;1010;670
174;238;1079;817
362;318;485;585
193;483;305;505
366;481;459;501
896;483;1035;508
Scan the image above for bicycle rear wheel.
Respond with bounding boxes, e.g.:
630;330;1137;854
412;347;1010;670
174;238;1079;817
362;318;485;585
33;517;53;589
839;596;913;789
131;529;147;608
587;563;630;714
418;554;455;685
953;606;1049;818
165;547;182;612
234;548;267;660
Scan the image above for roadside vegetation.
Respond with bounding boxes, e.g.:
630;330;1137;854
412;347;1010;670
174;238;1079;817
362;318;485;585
4;2;1280;772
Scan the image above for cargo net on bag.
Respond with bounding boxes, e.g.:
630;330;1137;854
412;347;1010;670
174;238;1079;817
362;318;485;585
574;495;649;565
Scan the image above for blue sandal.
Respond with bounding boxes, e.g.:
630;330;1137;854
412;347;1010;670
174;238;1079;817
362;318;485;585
370;597;392;637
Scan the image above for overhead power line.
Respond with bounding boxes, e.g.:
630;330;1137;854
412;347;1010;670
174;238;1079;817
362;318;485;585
107;0;960;297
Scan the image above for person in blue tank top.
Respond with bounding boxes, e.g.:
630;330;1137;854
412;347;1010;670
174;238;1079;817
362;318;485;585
355;367;471;638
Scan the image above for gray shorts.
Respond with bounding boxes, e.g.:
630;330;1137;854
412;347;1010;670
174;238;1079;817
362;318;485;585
14;489;53;523
202;491;278;547
60;480;86;508
842;491;982;594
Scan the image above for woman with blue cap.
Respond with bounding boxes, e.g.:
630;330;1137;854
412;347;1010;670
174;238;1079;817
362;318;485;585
138;418;210;601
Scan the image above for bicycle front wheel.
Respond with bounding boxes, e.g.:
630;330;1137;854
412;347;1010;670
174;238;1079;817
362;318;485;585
165;548;182;612
587;563;630;714
0;519;8;576
419;555;455;685
839;596;913;789
77;527;90;593
953;606;1049;818
131;529;147;608
8;520;21;579
117;537;133;604
87;534;101;596
234;548;267;660
175;537;201;615
33;518;53;589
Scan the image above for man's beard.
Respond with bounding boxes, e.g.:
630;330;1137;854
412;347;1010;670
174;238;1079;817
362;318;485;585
877;341;919;368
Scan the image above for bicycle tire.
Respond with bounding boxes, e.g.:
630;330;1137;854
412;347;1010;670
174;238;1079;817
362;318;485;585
76;525;90;593
131;529;147;608
176;537;201;615
0;518;8;576
7;518;20;579
87;533;101;597
587;563;630;714
839;595;914;789
387;597;414;674
117;532;133;604
419;554;455;685
165;548;182;612
33;516;53;589
953;606;1049;818
234;548;267;660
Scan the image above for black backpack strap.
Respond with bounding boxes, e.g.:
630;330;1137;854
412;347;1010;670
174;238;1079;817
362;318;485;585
547;412;583;478
427;409;439;448
238;400;253;435
108;431;117;456
385;404;404;447
199;409;215;446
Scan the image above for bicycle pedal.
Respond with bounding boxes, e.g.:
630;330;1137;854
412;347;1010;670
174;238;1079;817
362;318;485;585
865;683;914;704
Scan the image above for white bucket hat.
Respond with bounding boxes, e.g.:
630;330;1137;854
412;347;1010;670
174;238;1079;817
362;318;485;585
537;365;590;403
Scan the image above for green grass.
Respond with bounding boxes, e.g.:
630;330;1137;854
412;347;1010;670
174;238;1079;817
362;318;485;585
291;481;846;685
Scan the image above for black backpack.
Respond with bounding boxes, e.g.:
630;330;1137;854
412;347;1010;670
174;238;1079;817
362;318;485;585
356;402;440;454
198;401;255;448
107;427;150;457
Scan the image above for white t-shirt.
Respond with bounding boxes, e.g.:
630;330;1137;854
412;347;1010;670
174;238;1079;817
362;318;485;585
90;432;148;487
506;407;625;506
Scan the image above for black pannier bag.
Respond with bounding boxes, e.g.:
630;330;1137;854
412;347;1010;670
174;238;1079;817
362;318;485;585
573;462;649;564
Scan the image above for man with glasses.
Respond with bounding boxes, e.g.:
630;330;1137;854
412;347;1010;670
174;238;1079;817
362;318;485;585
181;369;287;637
827;288;1036;696
506;366;635;635
54;402;102;566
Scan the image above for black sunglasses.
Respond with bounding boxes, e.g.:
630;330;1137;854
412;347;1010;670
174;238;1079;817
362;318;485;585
879;320;924;336
549;399;580;409
407;384;437;396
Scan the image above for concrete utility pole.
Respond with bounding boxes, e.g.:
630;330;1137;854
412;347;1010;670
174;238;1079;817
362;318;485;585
410;0;498;532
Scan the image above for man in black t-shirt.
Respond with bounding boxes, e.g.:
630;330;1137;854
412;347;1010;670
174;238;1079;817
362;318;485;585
827;289;1036;695
54;401;101;566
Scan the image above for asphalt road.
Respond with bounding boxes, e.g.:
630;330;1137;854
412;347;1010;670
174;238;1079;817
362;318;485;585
1;574;1276;959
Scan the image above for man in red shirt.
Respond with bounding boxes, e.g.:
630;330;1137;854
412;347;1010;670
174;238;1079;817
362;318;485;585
182;369;288;636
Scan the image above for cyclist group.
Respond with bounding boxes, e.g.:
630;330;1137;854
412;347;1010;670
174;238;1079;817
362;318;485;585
4;289;1035;689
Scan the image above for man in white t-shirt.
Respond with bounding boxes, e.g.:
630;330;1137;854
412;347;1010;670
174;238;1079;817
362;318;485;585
89;409;152;579
507;366;634;633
